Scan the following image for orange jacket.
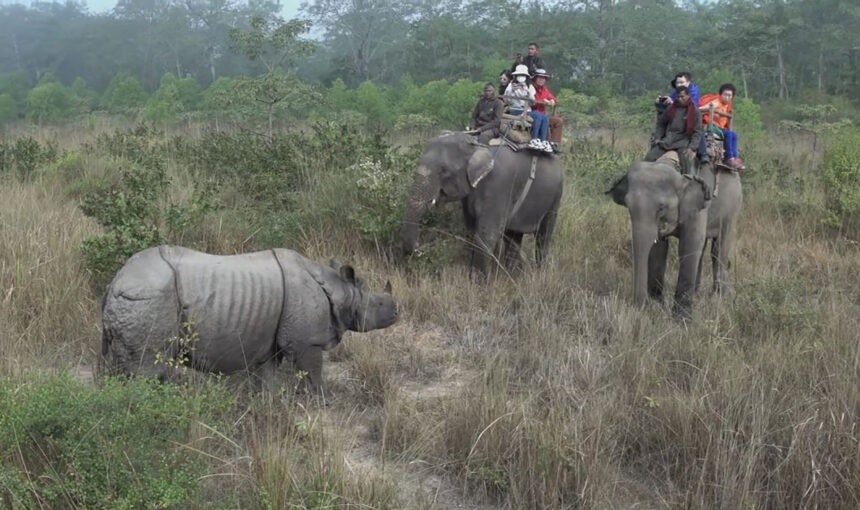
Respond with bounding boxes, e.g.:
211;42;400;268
699;93;733;130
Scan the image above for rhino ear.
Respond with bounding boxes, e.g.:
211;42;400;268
329;258;343;271
339;265;356;283
384;280;392;294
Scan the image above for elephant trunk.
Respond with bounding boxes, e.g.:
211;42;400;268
400;165;438;255
631;217;658;307
400;165;439;255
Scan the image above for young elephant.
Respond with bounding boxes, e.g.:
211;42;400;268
101;245;398;393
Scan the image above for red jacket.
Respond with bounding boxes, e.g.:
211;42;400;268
533;85;557;115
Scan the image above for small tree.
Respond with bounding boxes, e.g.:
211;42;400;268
144;73;201;123
25;81;74;123
228;16;316;137
103;74;148;114
70;77;98;114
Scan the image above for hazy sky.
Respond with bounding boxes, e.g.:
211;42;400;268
80;0;302;17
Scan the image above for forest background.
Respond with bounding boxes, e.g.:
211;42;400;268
1;0;858;131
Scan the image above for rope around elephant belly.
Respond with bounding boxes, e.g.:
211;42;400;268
509;155;538;220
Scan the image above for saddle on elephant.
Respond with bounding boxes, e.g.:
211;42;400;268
498;110;534;144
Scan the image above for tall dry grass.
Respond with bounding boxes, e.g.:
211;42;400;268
0;121;857;509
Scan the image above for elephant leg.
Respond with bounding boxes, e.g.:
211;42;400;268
471;222;504;281
695;239;708;293
712;223;736;296
648;238;669;301
462;198;476;233
294;345;324;395
503;231;524;271
673;221;707;320
535;198;560;267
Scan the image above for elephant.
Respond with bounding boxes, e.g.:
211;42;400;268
609;160;742;318
101;245;398;393
401;132;563;276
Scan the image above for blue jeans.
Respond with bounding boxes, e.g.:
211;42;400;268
698;135;708;161
528;111;549;141
722;129;739;159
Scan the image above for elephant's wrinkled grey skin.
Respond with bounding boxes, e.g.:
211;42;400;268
609;161;742;319
101;246;397;393
401;132;563;277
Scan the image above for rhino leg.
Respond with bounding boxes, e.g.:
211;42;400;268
294;345;324;395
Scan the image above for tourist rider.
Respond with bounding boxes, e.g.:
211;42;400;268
504;64;553;153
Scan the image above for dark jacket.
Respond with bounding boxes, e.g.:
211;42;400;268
510;55;545;76
653;105;703;151
472;96;504;134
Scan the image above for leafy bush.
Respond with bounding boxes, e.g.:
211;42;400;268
25;81;74;122
70;77;98;113
347;148;416;244
0;374;233;509
0;136;57;180
79;163;168;285
733;96;764;142
182;130;305;205
103;73;148;113
822;128;860;233
144;73;202;122
355;81;393;129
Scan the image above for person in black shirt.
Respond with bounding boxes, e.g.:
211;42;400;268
511;43;545;76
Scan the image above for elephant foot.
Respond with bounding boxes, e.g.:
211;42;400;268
647;289;664;302
711;283;734;298
672;301;694;323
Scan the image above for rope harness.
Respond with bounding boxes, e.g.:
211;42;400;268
510;155;539;219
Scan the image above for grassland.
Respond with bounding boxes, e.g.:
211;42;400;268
0;120;858;509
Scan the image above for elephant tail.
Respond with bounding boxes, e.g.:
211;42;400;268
606;174;629;206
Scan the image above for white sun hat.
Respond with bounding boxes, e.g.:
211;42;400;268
512;64;531;77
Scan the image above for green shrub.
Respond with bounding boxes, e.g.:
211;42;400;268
347;149;415;244
143;73;202;123
70;77;98;113
25;81;75;122
103;73;148;114
0;136;57;180
355;81;393;129
79;163;168;285
0;374;233;509
183;130;305;205
822;128;860;232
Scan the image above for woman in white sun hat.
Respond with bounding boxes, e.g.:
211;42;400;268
503;64;552;152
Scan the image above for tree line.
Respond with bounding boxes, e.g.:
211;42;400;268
0;0;857;127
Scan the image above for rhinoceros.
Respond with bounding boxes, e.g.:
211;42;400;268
101;245;398;391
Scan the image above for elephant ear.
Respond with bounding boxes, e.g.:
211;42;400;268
466;146;494;188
